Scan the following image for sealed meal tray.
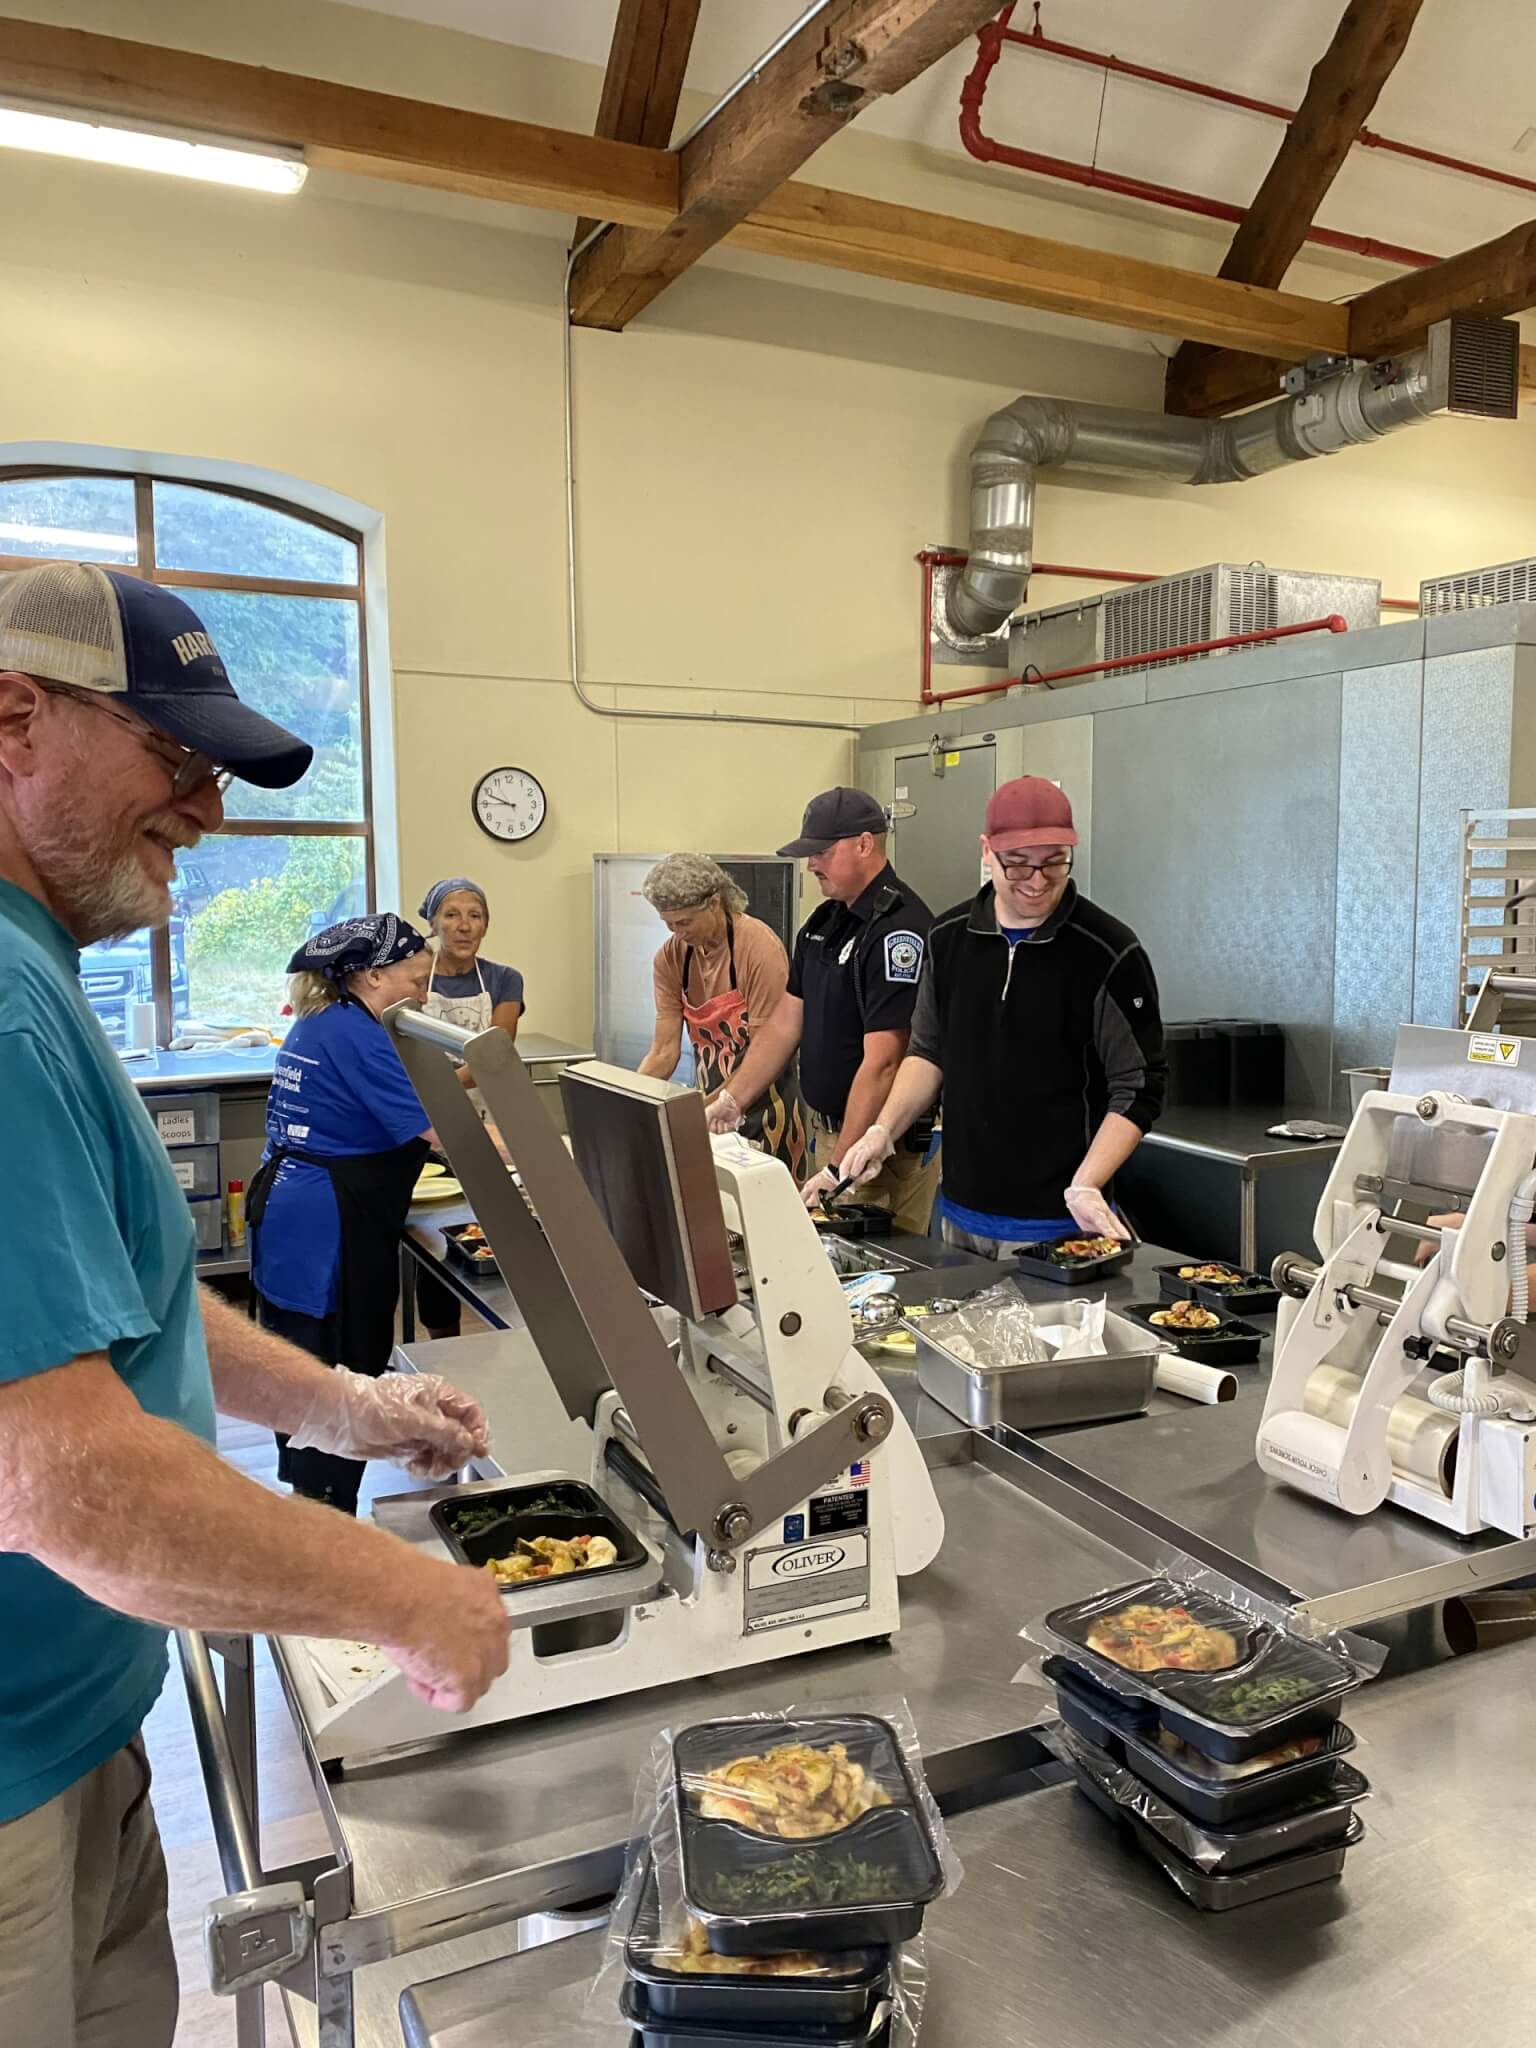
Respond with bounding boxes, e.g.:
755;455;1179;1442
1125;1719;1357;1829
1043;1577;1361;1760
1043;1654;1159;1746
1062;1727;1369;1874
1125;1807;1364;1913
624;1855;891;2028
1007;1235;1136;1284
429;1479;648;1593
619;1980;891;2048
1156;1262;1280;1317
673;1715;943;1954
441;1222;499;1277
1120;1300;1263;1366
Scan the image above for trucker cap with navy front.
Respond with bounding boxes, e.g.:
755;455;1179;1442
0;560;314;789
777;786;889;857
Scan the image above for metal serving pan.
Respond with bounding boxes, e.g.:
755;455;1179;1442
908;1307;1159;1431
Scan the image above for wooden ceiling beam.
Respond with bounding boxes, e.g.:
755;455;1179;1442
0;17;679;223
567;0;1004;330
1145;337;1536;420
1347;217;1536;355
0;14;1357;362
1166;0;1426;415
734;182;1348;357
575;0;701;245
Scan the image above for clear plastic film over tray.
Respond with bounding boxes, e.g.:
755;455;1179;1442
1015;1556;1385;1756
1040;1720;1372;1872
917;1282;1107;1366
587;1705;946;2043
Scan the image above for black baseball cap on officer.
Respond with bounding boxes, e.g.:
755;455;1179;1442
777;786;888;857
0;561;314;789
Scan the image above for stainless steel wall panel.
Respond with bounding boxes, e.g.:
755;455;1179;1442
1011;715;1094;899
1423;601;1536;658
1413;648;1516;1024
1091;677;1342;1105
1333;663;1423;1096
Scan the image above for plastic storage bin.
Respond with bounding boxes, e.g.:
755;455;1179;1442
150;1092;220;1146
165;1142;221;1200
189;1195;224;1253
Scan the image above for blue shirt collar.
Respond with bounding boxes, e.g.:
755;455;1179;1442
0;877;81;973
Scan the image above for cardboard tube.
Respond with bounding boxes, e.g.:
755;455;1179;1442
1155;1357;1237;1404
1303;1363;1459;1498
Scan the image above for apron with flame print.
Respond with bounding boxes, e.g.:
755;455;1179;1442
681;919;807;1179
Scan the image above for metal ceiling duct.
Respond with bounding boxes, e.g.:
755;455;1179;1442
946;317;1519;640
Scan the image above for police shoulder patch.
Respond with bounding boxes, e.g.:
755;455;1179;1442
884;930;923;983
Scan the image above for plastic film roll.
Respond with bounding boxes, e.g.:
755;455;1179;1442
1154;1357;1237;1404
1303;1363;1459;1498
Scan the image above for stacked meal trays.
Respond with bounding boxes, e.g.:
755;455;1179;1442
602;1710;957;2047
1031;1578;1375;1911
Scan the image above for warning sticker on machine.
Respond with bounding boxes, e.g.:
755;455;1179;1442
742;1532;870;1635
1468;1034;1522;1067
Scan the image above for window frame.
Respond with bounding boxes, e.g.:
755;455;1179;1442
0;465;374;1042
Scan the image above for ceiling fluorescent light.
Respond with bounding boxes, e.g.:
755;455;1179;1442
0;101;307;194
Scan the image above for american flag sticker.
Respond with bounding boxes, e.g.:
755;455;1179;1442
849;1461;870;1488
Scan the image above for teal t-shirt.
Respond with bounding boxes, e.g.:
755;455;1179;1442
0;880;217;1822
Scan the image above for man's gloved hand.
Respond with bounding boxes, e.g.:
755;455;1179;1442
705;1088;744;1135
1063;1185;1131;1243
800;1166;842;1212
839;1123;895;1188
287;1371;490;1479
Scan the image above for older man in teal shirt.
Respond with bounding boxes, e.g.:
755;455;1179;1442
0;563;511;2046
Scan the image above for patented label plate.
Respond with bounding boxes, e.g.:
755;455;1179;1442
742;1531;870;1635
1468;1034;1522;1067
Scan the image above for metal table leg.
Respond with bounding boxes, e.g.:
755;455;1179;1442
1239;1171;1259;1272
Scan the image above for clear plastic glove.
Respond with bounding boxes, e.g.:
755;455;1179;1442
287;1370;490;1479
1063;1185;1131;1243
839;1122;895;1187
801;1166;841;1212
705;1088;743;1135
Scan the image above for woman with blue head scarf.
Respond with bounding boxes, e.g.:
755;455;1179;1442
248;914;449;1513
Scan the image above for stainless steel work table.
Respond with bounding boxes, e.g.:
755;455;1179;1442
1120;1103;1342;1273
400;1627;1536;2048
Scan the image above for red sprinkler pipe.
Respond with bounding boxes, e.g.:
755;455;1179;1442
922;614;1349;708
960;9;1436;270
1003;18;1536;204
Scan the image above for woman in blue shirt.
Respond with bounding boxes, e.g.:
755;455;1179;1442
249;915;437;1513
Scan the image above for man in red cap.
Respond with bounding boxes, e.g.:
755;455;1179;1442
837;775;1165;1256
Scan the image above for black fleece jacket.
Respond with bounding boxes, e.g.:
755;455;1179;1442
908;880;1166;1218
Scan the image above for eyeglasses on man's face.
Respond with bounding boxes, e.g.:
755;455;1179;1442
39;681;233;797
992;850;1074;881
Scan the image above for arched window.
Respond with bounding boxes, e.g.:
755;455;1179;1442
0;469;372;1041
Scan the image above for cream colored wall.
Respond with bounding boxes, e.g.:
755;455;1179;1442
3;0;1535;1037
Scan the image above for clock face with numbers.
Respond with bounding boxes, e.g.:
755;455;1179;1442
472;767;547;844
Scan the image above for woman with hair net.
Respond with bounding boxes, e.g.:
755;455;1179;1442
637;853;805;1174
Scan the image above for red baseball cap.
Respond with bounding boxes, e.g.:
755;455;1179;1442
984;776;1077;850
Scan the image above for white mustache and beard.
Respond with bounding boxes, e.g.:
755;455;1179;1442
28;789;199;946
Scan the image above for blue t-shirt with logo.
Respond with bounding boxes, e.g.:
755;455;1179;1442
0;880;217;1823
252;1001;428;1319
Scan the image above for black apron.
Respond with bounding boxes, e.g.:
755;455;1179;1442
249;1128;428;1510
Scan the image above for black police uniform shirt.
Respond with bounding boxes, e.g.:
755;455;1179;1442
787;864;933;1120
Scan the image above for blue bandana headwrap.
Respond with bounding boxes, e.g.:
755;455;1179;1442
287;914;426;980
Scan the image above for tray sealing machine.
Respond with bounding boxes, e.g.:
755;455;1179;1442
1259;1019;1536;1538
280;1006;945;1763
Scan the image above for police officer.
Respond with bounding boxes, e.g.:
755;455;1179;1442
707;788;938;1235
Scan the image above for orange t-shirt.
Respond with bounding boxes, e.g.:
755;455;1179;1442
653;914;789;1034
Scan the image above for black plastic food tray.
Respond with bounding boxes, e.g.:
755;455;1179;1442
1156;1263;1280;1317
1006;1237;1137;1284
624;1859;890;2028
1044;1655;1158;1742
620;1981;890;2048
813;1202;893;1240
674;1716;942;1955
441;1224;499;1277
429;1479;647;1593
1120;1301;1263;1366
1044;1577;1359;1759
1065;1734;1370;1873
1128;1808;1364;1912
